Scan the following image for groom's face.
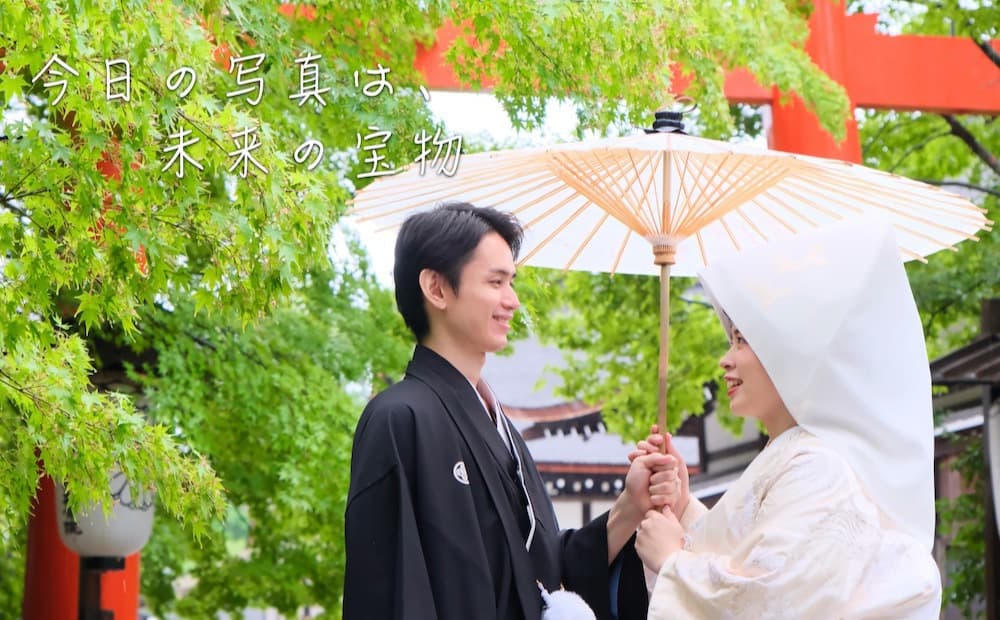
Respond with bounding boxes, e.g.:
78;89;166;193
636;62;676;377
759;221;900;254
437;232;520;354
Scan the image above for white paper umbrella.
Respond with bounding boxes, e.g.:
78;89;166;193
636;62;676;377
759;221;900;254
351;130;992;433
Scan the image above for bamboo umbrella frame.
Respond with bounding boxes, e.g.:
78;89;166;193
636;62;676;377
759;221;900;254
352;135;992;438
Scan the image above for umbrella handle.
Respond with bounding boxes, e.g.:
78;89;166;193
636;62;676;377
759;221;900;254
658;262;672;453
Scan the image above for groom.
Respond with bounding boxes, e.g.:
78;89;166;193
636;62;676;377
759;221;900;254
344;202;665;619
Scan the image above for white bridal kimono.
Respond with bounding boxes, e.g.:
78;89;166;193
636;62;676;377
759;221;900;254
647;427;941;619
648;218;943;619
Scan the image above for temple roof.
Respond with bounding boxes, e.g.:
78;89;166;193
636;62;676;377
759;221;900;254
930;333;1000;386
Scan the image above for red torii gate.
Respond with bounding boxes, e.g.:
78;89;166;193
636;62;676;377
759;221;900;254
21;1;1000;618
415;4;1000;163
414;6;1000;617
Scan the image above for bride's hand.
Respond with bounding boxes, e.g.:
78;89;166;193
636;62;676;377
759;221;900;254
627;424;692;518
627;424;666;462
635;509;685;574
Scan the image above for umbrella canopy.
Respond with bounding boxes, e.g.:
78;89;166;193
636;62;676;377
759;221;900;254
352;131;989;275
350;130;992;434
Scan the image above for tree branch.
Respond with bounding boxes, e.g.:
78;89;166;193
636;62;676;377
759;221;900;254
941;114;1000;176
4;189;47;201
0;198;32;221
4;158;49;201
0;368;107;435
142;309;219;354
0;193;47;231
888;130;951;173
915;179;1000;199
975;39;1000;70
862;116;905;155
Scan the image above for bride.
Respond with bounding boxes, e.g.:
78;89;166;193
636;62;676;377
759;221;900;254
633;218;943;619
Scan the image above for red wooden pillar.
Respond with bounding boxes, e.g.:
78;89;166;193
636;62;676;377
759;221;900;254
101;555;142;619
23;476;78;619
769;0;861;163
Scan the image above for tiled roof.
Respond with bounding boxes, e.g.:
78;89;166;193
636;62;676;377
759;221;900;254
930;333;1000;386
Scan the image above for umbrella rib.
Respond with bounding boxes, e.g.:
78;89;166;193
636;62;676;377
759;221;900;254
820;163;990;216
815;170;985;221
807;172;988;227
563;211;613;272
695;230;708;267
680;153;750;232
748;184;822;228
680;155;744;233
598;148;660;233
682;152;750;233
753;200;799;234
519;201;596;265
744;191;798;239
551;152;649;233
373;220;403;234
676;153;740;234
625;149;666;234
420;168;569;221
670;151;702;235
352;157;536;197
507;182;586;218
780;179;980;248
547;156;609;221
521;191;589;230
644;150;669;233
352;166;551;220
717;214;743;251
733;206;771;242
886;222;960;251
776;181;864;218
661;150;674;237
680;150;733;237
592;149;647;227
687;157;796;234
787;176;983;241
900;246;929;262
610;228;633;276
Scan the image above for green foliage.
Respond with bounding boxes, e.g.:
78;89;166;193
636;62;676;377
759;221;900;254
893;0;998;39
515;268;739;439
0;523;25;617
0;0;857;616
450;0;849;140
859;111;999;357
936;433;987;619
134;258;411;617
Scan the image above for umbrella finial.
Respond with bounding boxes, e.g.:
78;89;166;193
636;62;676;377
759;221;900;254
645;98;696;135
645;109;685;134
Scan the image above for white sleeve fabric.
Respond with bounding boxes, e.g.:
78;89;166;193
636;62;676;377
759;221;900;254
644;497;710;597
648;450;892;620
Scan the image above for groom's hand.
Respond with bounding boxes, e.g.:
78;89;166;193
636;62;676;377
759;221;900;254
608;450;671;562
623;451;671;519
650;437;691;519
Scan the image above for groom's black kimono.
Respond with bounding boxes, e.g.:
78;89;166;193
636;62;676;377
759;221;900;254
344;345;648;620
